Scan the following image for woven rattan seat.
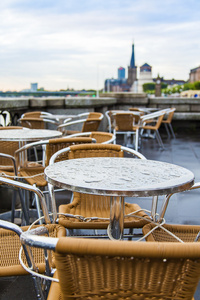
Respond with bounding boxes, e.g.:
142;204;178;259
20;229;200;300
47;143;150;234
143;223;200;242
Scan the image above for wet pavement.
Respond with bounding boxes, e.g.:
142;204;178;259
0;128;200;299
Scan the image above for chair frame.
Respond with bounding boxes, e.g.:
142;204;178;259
140;109;167;149
113;112;140;151
14;137;96;220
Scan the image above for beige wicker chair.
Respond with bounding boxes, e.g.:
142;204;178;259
113;112;140;151
140;110;166;149
49;143;150;237
20;229;200;300
143;182;200;243
0;177;66;299
0;126;26;172
58;112;103;136
15;137;95;219
143;223;200;243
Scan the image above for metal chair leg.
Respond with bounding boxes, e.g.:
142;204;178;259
169;123;176;138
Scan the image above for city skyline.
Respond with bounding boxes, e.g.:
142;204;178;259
0;0;200;92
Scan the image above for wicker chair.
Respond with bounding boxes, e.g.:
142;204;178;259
0;154;30;224
0;177;66;300
143;181;200;243
67;131;115;144
0;219;65;299
15;137;95;219
58;112;103;136
140;110;166;149
0;126;26;172
113;112;140;151
20;229;200;300
48;143;150;237
143;223;200;243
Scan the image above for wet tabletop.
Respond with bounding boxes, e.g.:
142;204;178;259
0;129;62;141
45;157;194;197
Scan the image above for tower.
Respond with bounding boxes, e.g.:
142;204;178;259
118;67;125;79
155;75;162;97
127;43;137;88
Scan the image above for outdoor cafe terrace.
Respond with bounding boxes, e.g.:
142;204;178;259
0;97;200;299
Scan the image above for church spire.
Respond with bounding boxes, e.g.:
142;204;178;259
130;43;135;68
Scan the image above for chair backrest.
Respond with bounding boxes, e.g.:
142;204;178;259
0;126;24;130
89;131;114;143
81;118;102;132
0;127;24;169
50;143;145;165
141;112;165;130
20;231;200;300
143;223;200;242
88;112;103;119
114;112;140;131
105;110;125;133
19;117;45;129
66;131;115;144
21;111;43;118
163;107;176;123
45;137;95;165
67;143;124;159
21;111;52;118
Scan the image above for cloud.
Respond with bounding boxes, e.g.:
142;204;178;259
0;0;199;91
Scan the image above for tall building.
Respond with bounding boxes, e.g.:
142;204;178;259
31;83;38;92
137;63;153;93
127;44;137;87
189;66;200;83
118;67;125;79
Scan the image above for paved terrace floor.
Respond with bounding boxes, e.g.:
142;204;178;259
0;128;200;299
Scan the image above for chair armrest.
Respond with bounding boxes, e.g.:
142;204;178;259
0;219;23;236
58;119;86;130
0;152;17;175
0;176;51;223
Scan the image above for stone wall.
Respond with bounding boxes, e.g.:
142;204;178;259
0;94;200;131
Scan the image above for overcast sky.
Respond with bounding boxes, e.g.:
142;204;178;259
0;0;199;91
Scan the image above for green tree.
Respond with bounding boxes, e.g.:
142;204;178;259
143;83;155;92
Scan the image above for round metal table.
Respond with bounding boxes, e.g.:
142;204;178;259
45;157;194;239
0;129;62;142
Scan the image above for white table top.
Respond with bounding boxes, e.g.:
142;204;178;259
45;157;194;197
0;129;62;141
